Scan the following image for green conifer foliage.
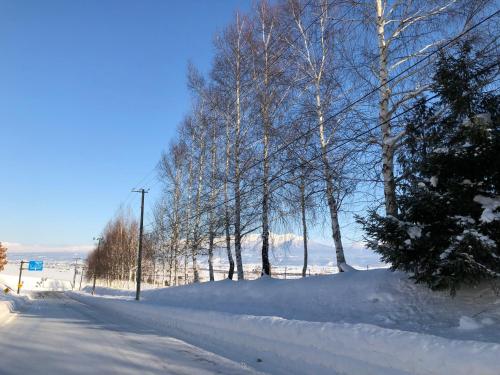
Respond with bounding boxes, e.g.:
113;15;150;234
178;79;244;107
359;41;500;294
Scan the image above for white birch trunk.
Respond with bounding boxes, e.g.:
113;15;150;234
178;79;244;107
224;116;235;279
300;173;308;277
376;0;398;217
233;15;245;280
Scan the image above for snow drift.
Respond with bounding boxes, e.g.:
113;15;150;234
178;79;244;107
0;282;26;325
73;269;500;374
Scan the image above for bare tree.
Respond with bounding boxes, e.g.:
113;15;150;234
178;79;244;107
212;13;253;280
86;211;139;285
352;0;493;216
0;242;7;272
248;0;292;276
285;0;350;268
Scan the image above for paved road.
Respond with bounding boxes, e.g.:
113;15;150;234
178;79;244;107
0;292;258;375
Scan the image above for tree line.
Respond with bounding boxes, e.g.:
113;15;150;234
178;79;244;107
87;0;499;290
0;242;7;272
86;212;156;285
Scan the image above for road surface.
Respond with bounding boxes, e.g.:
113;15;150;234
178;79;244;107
0;292;259;374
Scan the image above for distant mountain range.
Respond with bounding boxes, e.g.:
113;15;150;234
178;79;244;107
212;233;384;268
6;233;384;269
7;251;89;263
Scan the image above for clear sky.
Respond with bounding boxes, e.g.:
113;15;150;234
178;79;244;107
0;0;252;251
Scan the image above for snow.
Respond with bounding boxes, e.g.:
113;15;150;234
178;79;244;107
453;215;475;225
70;269;500;374
407;225;422;239
458;316;483;330
432;147;448;153
0;292;257;375
474;195;500;223
0;263;73;291
430;176;438;187
0;281;27;325
463;228;496;247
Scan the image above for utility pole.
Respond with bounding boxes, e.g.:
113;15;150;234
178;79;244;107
92;237;103;295
17;260;26;294
133;188;148;301
72;258;80;290
79;266;85;291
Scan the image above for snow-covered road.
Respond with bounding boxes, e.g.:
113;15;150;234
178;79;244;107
0;292;258;375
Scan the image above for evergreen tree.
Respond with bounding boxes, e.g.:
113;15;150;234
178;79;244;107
358;41;500;294
0;242;7;272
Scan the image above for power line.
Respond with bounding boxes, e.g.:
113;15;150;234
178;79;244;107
157;75;499;240
152;10;500;234
127;0;322;196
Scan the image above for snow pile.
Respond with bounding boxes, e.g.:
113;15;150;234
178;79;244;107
73;270;500;374
0;282;26;325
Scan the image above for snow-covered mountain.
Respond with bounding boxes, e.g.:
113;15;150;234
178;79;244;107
212;233;384;268
4;234;385;271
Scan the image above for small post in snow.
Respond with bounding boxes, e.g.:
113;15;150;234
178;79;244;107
17;260;26;294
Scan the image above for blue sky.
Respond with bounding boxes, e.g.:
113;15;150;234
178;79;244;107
0;0;251;251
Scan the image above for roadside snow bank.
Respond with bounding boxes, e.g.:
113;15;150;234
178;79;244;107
0;283;27;324
69;291;500;375
86;269;500;342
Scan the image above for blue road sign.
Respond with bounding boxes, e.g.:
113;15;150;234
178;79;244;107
28;260;43;271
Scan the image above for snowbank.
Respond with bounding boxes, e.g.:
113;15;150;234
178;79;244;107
0;283;26;325
72;270;500;374
69;291;500;375
85;269;500;342
0;270;68;324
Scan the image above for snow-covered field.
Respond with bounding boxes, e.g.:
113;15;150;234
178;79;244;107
0;235;385;287
3;246;500;374
69;269;500;375
0;262;74;291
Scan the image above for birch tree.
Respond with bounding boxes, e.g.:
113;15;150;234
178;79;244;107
354;0;492;216
285;0;350;268
248;0;291;276
211;13;252;280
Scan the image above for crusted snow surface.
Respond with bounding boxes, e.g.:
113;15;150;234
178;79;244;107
72;269;500;374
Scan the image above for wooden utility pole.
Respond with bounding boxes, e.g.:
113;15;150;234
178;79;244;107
79;266;85;291
72;258;80;290
133;188;148;301
92;237;103;295
17;261;26;294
